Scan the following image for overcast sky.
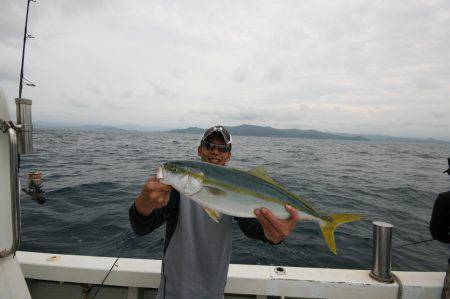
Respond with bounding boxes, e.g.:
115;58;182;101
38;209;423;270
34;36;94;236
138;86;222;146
1;0;450;140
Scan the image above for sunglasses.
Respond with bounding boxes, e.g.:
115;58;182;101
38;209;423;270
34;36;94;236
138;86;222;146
203;142;230;153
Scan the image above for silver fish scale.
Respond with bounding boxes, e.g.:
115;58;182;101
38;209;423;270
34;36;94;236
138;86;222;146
170;160;320;217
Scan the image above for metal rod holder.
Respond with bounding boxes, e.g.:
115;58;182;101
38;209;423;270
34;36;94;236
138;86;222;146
15;98;33;154
370;221;394;283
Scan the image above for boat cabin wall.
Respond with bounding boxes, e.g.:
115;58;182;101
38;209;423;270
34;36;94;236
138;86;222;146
0;89;14;255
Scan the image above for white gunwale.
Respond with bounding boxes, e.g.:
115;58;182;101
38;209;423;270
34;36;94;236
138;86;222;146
16;251;445;299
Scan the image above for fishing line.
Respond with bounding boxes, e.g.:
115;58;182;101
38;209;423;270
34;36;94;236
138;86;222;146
360;218;375;224
359;218;436;249
393;238;435;249
91;231;135;299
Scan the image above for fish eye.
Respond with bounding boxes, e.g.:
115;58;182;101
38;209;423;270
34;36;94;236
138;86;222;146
172;167;177;172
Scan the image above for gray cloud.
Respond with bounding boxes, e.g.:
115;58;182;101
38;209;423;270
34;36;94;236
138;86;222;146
231;66;249;83
87;86;103;96
62;93;91;109
169;67;187;79
0;68;17;83
121;89;133;98
146;80;177;98
0;2;25;48
1;0;449;140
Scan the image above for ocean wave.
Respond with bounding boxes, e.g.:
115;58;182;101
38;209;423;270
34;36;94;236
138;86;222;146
18;129;450;271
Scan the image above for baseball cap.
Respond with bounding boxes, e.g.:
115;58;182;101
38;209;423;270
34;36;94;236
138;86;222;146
200;125;232;146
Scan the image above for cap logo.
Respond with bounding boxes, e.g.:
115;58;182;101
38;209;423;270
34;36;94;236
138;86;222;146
201;125;232;146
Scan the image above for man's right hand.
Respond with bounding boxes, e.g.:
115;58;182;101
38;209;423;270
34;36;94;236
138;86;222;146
135;176;172;217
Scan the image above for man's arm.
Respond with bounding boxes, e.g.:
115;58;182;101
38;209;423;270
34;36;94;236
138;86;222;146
129;189;179;236
254;205;299;244
129;176;174;236
237;205;299;244
429;192;450;243
235;217;271;243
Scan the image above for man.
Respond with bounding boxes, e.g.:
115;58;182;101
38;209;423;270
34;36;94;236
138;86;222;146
129;125;298;299
429;158;450;299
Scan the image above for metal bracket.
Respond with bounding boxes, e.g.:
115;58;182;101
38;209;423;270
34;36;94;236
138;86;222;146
1;119;12;133
1;120;24;133
0;119;21;258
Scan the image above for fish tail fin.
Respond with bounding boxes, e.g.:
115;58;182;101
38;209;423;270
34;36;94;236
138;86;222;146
319;213;361;255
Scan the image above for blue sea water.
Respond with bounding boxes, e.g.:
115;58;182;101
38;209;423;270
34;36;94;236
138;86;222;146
19;129;450;271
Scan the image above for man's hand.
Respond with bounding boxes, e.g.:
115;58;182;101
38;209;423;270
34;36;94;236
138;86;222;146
135;176;172;217
254;204;299;244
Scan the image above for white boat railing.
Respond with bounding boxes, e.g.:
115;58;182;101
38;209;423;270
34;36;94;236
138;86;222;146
0;120;20;258
16;251;445;299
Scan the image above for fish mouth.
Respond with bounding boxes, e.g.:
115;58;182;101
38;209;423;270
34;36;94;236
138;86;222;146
156;165;164;180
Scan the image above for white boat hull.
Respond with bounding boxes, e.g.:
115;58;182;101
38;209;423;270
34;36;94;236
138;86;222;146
0;89;31;299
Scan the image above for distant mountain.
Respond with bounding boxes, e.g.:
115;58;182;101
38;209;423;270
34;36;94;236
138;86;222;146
35;122;125;132
35;122;449;144
170;127;205;134
119;124;173;131
76;125;126;132
169;124;367;141
334;132;450;144
364;135;449;144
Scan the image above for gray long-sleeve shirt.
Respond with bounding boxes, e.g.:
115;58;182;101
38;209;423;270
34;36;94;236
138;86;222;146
129;189;270;299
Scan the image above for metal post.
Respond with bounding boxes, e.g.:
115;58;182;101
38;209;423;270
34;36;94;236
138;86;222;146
15;98;33;154
370;221;394;283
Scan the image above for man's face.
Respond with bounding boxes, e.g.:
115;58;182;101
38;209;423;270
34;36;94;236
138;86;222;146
197;135;231;166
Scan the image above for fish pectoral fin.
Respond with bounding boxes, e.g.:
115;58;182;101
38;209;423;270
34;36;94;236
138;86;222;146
185;170;204;195
205;186;227;196
203;207;221;223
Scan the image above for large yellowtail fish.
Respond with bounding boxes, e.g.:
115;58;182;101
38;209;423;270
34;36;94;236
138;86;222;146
157;160;360;254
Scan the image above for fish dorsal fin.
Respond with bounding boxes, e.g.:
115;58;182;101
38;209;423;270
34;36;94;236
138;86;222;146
248;166;316;211
203;207;221;223
248;166;284;189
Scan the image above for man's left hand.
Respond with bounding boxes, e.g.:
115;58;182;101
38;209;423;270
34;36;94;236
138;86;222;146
254;205;299;244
